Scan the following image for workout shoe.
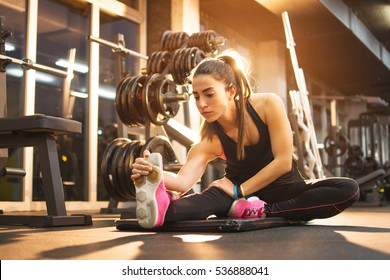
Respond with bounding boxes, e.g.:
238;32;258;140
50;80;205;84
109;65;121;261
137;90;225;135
228;196;266;219
133;153;170;228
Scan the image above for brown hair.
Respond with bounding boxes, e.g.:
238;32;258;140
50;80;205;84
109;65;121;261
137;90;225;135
189;50;252;160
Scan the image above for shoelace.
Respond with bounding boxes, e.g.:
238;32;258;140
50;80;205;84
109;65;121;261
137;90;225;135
243;207;262;217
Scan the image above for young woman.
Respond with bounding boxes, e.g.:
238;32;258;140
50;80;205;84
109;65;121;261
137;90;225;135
131;50;360;229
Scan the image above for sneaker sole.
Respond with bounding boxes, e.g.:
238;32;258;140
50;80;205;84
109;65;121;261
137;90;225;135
134;160;162;228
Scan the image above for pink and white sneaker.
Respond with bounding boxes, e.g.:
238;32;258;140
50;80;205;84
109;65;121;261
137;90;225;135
228;196;266;219
134;153;170;228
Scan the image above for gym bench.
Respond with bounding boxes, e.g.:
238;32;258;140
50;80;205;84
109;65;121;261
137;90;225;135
0;115;92;227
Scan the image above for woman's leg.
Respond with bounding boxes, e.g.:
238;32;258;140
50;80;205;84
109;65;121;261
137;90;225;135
164;187;234;222
134;153;235;227
265;177;360;221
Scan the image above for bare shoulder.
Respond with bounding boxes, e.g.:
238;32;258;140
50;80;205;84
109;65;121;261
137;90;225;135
249;93;285;121
250;92;283;106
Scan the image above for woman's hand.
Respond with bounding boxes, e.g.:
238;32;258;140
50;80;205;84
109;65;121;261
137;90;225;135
130;150;153;180
208;177;235;198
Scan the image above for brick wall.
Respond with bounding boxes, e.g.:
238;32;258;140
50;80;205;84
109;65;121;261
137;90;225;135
147;0;171;55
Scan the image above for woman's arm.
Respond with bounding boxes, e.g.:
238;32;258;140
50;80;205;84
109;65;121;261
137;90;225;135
163;138;220;193
241;93;293;194
131;135;223;194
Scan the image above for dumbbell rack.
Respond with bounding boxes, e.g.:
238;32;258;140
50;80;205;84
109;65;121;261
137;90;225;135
91;31;224;214
0;16;92;227
88;34;149;214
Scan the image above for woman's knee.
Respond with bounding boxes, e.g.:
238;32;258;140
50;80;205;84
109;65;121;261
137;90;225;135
341;177;360;203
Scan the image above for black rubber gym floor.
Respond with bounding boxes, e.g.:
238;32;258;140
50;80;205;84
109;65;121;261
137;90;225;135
0;205;390;260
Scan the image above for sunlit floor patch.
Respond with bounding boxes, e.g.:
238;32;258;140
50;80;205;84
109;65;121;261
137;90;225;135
173;234;222;243
334;230;390;256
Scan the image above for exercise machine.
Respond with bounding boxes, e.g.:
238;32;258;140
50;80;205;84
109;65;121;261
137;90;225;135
346;112;390;205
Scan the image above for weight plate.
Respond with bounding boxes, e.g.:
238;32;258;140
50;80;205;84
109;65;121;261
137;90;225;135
169;49;181;84
174;48;186;84
161;30;172;51
152;51;161;74
131;75;148;125
324;132;348;157
146;52;157;75
125;76;143;126
123;76;141;126
158;78;180;118
115;76;131;126
141;136;179;166
116;140;140;200
142;74;169;125
110;140;134;201
159;51;171;75
124;140;144;199
100;138;130;201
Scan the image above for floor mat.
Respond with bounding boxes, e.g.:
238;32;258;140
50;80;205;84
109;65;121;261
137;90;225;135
115;217;305;232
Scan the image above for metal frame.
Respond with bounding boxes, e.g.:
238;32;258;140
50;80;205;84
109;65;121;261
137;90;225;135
282;11;325;179
0;13;92;226
0;0;147;212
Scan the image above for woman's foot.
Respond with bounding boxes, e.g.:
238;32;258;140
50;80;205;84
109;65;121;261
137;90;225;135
228;196;266;219
134;153;170;228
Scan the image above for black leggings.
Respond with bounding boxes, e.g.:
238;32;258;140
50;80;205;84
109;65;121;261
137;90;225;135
165;177;360;222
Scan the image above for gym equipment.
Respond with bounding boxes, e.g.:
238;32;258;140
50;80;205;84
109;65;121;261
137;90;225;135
344;145;366;178
0;116;92;227
114;32;221;127
384;160;390;184
0;16;92;227
345;112;390;205
146;50;171;75
115;217;304;232
0;51;75;120
89;31;224;130
153;31;219;84
100;135;179;201
100;138;138;202
344;146;388;206
168;47;206;85
161;30;224;54
142;73;185;125
348;112;390;167
324;132;349;157
94;31;225;212
115;73;189;127
282;12;325;179
88;35;149;60
356;169;385;191
88;34;150;140
355;169;387;207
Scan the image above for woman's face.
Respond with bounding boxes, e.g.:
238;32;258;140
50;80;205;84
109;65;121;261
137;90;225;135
192;74;234;123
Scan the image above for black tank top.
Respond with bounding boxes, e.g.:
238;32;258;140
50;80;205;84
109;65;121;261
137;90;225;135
214;101;302;186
